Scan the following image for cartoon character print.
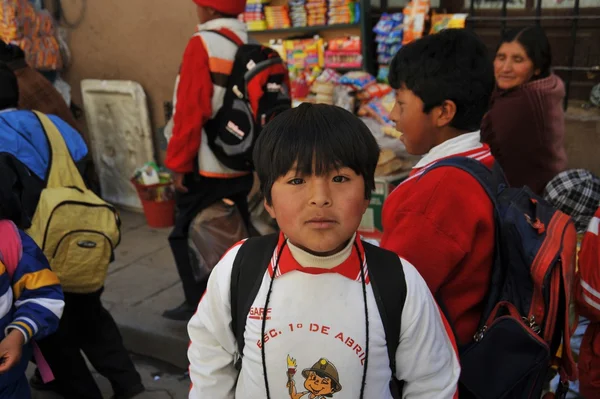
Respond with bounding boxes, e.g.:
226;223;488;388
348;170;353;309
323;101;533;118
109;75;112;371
286;356;342;399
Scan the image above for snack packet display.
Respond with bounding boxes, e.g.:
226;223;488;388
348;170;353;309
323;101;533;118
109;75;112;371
403;0;430;45
339;71;376;91
374;13;404;82
284;37;325;70
356;83;393;101
430;13;468;34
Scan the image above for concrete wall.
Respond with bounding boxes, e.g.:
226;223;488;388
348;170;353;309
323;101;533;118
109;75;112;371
60;0;199;161
564;102;600;177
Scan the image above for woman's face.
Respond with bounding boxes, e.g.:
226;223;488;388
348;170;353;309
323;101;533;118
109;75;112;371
494;41;539;90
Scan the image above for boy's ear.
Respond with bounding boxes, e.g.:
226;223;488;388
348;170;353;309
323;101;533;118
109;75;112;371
433;100;458;128
264;198;277;220
207;7;220;17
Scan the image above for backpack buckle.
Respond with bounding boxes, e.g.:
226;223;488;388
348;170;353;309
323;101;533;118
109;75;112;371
473;326;487;342
554;379;569;399
234;352;243;371
524;214;546;234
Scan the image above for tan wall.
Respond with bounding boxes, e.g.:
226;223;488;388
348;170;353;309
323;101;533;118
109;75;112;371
564;102;600;177
59;0;199;160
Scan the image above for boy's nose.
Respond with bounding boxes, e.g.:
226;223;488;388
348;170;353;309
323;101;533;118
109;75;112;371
309;182;332;207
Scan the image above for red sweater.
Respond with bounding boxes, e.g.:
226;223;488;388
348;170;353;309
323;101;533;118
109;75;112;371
381;142;495;345
165;35;213;173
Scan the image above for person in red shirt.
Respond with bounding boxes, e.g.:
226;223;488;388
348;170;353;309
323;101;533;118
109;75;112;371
163;0;253;321
380;29;496;345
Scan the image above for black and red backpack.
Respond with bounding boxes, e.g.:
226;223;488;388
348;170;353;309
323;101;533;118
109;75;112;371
422;157;578;399
204;30;291;172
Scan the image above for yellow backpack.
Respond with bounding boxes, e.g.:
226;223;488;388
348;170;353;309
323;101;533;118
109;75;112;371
26;111;121;293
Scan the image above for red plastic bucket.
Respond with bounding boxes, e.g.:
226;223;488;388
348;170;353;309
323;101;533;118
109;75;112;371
131;179;176;228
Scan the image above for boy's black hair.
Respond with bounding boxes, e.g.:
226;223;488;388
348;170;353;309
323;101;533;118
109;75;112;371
253;103;380;204
499;26;552;80
0;63;19;110
389;28;494;132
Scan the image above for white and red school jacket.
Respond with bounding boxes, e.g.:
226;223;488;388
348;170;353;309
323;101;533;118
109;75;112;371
165;18;250;179
575;208;600;397
187;233;460;398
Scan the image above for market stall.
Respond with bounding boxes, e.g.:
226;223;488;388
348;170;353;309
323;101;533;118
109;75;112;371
241;0;469;237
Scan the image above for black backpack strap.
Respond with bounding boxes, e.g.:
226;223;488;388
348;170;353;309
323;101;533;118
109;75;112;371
230;234;279;369
362;241;406;396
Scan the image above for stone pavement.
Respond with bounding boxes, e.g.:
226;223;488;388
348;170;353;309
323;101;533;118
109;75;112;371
28;355;190;399
102;210;190;370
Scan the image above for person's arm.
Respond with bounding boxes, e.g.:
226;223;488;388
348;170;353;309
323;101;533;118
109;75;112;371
188;243;244;399
395;259;460;398
165;36;214;174
8;232;64;343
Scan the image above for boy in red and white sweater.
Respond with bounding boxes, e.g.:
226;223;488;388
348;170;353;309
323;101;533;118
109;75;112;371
164;0;254;321
380;29;496;345
188;104;460;398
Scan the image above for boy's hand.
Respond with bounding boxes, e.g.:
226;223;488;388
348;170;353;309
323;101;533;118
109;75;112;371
0;329;24;374
173;172;189;193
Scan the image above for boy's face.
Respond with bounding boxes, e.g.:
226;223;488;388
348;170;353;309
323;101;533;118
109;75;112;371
265;165;369;256
389;87;438;156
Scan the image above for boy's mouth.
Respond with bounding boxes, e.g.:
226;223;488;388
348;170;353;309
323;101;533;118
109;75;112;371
305;217;337;228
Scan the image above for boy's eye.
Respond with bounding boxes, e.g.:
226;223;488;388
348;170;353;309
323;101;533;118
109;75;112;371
332;176;349;183
287;178;304;185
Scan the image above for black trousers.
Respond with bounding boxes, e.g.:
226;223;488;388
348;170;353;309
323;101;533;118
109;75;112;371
169;172;254;307
35;289;143;399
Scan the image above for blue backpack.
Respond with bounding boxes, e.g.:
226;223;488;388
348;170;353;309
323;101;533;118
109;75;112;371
422;157;578;399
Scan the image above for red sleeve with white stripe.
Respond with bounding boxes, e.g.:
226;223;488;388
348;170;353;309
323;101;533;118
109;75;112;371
576;209;600;322
395;258;460;398
165;36;214;174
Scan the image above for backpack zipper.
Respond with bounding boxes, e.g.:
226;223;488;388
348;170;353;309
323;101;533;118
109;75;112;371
543;265;561;342
51;229;113;258
529;214;569;325
475;301;542;343
41;199;120;252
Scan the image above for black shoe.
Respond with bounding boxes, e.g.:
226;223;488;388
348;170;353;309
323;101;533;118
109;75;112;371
112;384;145;399
162;301;195;321
29;371;59;392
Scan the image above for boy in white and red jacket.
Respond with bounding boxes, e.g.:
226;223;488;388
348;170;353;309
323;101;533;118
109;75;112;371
576;205;600;398
188;104;460;398
380;29;496;345
164;0;254;320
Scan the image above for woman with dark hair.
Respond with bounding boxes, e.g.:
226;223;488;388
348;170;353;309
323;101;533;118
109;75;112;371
481;25;568;195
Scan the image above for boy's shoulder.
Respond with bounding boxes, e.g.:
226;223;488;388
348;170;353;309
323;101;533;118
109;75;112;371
388;153;495;214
